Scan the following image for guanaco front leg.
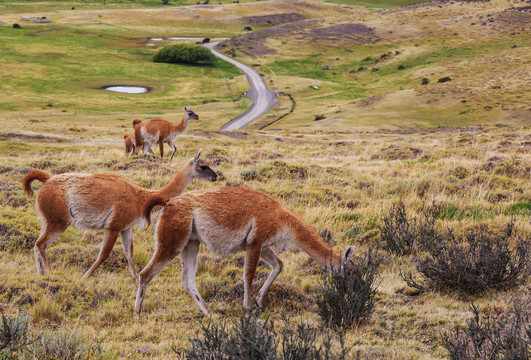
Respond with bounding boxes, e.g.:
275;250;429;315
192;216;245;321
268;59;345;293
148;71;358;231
83;230;120;278
256;247;283;308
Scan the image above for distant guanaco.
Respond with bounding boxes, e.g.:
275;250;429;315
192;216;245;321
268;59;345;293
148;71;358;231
21;150;217;281
134;106;198;159
124;119;144;156
136;187;355;316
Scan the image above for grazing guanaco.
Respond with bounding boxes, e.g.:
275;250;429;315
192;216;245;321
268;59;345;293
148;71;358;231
124;134;135;156
134;106;198;159
124;119;142;156
136;187;355;316
21;150;217;281
124;119;144;156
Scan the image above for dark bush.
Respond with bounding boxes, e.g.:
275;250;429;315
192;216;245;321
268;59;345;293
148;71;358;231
442;300;530;360
153;44;215;65
316;247;381;329
416;222;530;295
177;308;354;360
378;201;441;255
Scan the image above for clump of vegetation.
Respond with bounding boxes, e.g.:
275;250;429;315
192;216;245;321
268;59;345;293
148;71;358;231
0;312;34;356
240;169;259;181
31;331;104;360
442;300;530;360
177;308;353;360
407;222;530;296
153;44;215;65
259;161;308;180
1;312;104;359
316;247;381;329
378;201;441;255
0;208;41;252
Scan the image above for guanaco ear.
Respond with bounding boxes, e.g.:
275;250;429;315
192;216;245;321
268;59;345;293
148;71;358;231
193;149;202;163
185;106;191;111
343;245;355;264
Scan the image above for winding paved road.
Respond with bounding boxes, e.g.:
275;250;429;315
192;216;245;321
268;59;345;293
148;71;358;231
203;42;277;131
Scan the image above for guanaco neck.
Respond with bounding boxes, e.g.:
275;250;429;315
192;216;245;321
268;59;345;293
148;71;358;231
171;114;191;135
288;214;342;271
149;160;194;199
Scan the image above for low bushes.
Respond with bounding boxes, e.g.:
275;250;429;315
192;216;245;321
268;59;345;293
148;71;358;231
442;299;530;360
177;309;354;360
316;247;381;329
0;312;105;359
402;222;530;296
153;44;215;65
378;201;441;255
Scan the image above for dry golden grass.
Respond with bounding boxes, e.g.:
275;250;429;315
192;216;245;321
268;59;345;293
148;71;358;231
1;120;529;358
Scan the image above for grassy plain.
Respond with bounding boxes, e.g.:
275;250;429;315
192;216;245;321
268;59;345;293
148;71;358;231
0;0;530;359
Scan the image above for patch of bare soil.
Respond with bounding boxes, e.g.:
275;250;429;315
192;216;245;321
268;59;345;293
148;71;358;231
373;125;484;135
216;20;318;56
491;6;531;31
217;20;377;56
241;12;303;25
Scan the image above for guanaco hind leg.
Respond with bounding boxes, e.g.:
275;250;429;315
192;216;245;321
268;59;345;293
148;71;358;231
168;141;177;159
83;230;120;278
181;240;211;316
256;247;283;308
158;141;164;158
34;223;64;275
135;216;192;315
120;227;138;282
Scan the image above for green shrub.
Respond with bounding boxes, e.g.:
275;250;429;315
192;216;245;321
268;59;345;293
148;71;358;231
153;44;215;65
30;331;103;360
0;312;33;356
316;247;381;329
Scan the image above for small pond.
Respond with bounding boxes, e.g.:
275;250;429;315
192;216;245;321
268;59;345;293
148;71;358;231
101;86;150;94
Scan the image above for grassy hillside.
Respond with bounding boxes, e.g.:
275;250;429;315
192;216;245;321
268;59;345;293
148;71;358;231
0;0;529;359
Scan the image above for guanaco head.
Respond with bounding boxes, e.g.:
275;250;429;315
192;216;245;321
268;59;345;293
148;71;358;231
341;245;356;272
191;149;217;182
184;106;199;121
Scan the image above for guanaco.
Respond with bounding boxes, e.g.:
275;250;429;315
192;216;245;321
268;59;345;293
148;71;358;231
134;106;198;159
21;149;217;281
124;119;144;156
136;187;355;316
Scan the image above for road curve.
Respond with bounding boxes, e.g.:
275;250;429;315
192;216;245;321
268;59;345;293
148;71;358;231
203;42;277;131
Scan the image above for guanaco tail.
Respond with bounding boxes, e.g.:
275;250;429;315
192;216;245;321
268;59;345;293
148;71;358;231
21;149;217;281
134;106;198;159
136;186;355;316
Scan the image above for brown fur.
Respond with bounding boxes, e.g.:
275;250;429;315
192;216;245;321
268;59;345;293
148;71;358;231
133;106;198;159
136;187;354;316
22;170;50;197
22;150;216;280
